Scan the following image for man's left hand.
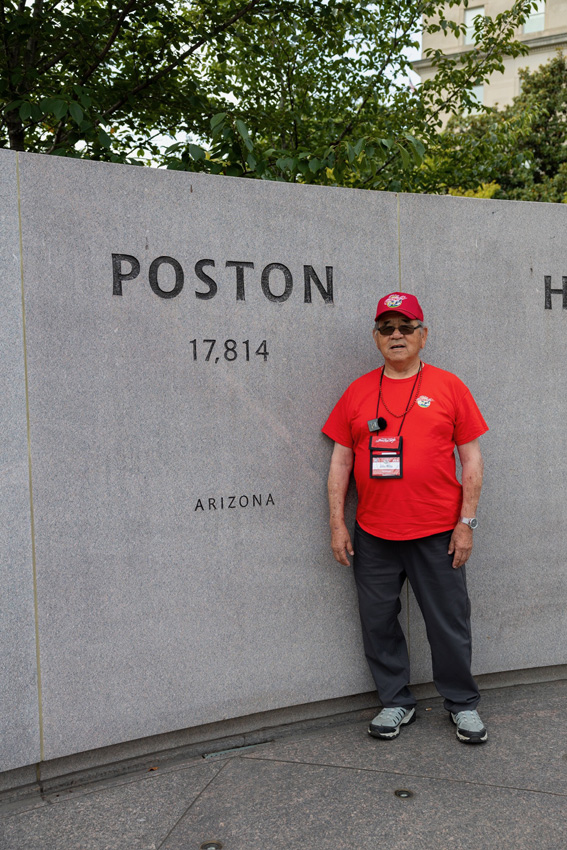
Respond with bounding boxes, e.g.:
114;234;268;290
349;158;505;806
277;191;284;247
448;523;473;569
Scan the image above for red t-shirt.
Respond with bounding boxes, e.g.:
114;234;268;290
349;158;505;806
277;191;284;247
322;363;488;540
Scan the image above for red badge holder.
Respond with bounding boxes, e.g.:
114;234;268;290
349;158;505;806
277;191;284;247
369;435;403;479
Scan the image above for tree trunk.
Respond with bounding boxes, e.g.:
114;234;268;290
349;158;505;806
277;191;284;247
7;111;25;150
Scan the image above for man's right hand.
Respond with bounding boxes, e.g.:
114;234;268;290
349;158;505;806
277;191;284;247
327;442;355;566
331;523;354;566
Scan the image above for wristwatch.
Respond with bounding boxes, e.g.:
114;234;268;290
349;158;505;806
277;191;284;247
460;517;478;529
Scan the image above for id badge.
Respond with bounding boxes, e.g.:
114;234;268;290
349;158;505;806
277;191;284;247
369;435;403;479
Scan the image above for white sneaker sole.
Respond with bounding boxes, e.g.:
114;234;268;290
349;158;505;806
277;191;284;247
452;714;488;744
455;728;488;743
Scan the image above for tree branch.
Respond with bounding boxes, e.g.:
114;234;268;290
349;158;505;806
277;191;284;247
49;114;68;151
331;5;425;148
23;0;43;71
36;1;147;76
1;0;22;93
101;0;266;120
80;0;139;85
0;2;8;52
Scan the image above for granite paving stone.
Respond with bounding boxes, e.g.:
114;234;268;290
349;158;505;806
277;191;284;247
161;754;567;850
0;760;223;850
2;683;566;850
242;682;567;794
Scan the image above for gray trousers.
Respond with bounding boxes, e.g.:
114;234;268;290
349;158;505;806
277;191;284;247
353;523;480;713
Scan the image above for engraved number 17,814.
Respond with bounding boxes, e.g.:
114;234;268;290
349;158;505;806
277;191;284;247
189;339;269;362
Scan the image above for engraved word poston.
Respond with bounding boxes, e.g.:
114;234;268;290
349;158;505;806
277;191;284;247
112;253;334;304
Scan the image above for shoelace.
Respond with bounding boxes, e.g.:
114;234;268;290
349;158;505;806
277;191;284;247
454;710;483;729
378;707;407;725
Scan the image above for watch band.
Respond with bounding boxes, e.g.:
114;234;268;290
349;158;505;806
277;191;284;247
460;517;478;529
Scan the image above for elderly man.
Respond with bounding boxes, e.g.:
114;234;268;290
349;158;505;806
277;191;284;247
322;292;488;744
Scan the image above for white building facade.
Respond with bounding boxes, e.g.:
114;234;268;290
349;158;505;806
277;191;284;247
414;1;567;108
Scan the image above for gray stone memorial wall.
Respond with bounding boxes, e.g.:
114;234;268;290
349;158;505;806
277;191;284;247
1;148;567;775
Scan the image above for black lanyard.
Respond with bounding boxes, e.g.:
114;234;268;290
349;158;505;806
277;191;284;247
376;362;423;437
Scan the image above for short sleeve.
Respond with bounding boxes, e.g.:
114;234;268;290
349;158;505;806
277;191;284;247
453;385;489;446
322;388;354;448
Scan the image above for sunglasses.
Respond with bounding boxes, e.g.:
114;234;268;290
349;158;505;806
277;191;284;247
376;323;423;336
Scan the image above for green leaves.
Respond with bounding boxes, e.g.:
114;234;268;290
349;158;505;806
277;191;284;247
188;143;206;161
397;144;411;170
235;119;253;151
275;156;296;171
98;128;112;148
0;0;536;183
42;98;69;120
436;54;567;203
69;102;84;126
404;133;426;166
18;101;34;121
210;112;227;130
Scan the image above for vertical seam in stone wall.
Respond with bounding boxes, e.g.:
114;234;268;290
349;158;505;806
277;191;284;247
397;194;402;289
398;194;409;658
16;151;45;763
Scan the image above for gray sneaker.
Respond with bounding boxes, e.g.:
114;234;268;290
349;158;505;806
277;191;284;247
451;709;488;744
368;706;416;740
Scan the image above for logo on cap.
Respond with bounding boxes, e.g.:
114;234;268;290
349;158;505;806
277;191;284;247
385;294;407;308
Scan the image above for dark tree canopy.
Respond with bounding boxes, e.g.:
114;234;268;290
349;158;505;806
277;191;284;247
0;0;537;190
434;54;567;202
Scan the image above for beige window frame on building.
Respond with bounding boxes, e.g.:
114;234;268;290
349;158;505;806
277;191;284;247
471;83;484;106
464;6;485;44
414;0;565;112
523;0;546;33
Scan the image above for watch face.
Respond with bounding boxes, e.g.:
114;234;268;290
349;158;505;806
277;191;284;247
469;518;478;529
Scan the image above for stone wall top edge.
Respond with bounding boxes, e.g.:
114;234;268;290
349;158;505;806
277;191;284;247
3;147;393;205
5;145;567;213
397;188;567;212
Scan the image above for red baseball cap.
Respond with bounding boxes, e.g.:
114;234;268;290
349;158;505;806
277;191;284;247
375;292;424;322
